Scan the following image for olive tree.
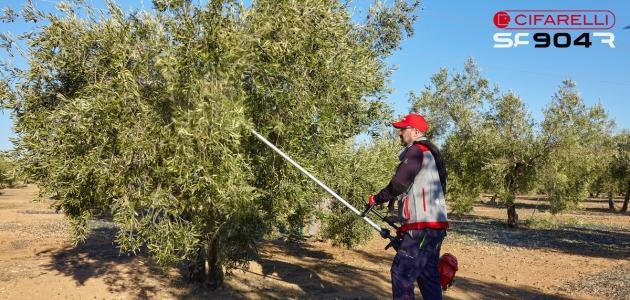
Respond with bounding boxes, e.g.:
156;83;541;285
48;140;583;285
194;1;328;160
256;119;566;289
479;93;542;226
318;138;400;247
410;58;495;215
540;80;615;213
239;0;416;240
0;153;17;189
1;0;419;287
587;134;617;211
611;131;630;212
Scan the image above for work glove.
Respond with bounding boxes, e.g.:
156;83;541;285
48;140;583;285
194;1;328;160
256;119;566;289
367;194;376;208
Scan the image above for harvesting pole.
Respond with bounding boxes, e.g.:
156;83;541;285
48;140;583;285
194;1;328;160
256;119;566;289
250;130;386;234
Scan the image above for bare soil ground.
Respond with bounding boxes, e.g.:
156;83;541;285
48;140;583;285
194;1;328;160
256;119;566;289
1;185;628;299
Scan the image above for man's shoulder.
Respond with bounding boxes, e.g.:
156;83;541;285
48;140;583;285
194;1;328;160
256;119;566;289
401;144;425;161
411;142;431;153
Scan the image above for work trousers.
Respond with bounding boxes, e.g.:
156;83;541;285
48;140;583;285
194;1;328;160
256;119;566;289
391;228;446;300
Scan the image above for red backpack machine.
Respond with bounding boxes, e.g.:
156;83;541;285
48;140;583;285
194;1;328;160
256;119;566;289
438;253;458;291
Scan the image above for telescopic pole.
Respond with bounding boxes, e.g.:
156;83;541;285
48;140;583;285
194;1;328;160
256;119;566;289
250;129;385;233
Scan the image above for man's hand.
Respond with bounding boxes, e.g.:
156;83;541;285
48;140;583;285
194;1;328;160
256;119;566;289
360;194;377;217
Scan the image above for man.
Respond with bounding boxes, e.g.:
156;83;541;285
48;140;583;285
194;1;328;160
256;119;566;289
368;113;448;300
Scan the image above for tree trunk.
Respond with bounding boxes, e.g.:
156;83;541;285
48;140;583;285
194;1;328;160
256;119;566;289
186;237;224;289
489;193;497;205
621;181;630;213
207;236;224;289
507;204;519;228
187;247;206;283
504;189;518;227
608;191;616;212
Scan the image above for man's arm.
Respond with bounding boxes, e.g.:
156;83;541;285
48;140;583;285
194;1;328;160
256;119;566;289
374;145;423;204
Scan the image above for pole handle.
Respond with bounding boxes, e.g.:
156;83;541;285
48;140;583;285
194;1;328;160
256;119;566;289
360;203;375;217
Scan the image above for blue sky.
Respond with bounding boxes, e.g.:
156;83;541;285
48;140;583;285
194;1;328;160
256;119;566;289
1;0;628;150
383;0;629;129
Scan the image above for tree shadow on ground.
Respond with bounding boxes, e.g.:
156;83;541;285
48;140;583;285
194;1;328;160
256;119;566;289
449;215;630;259
38;224;168;299
39;224;393;299
478;199;552;211
38;215;626;298
445;276;574;300
479;198;629;218
196;252;577;300
255;257;385;298
578;206;618;214
187;240;394;299
267;239;334;260
347;247;392;267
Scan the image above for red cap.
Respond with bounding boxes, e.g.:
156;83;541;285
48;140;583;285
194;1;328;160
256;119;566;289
392;113;428;133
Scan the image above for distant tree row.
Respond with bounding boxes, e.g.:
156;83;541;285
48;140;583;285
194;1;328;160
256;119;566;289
412;59;630;226
0;153;18;189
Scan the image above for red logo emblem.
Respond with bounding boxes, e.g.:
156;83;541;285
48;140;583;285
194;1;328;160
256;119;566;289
494;11;510;28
